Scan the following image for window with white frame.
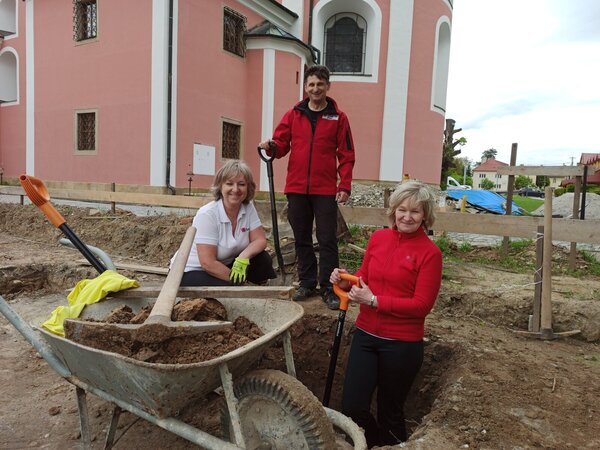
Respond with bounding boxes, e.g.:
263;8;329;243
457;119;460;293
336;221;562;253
324;13;366;74
75;109;97;153
0;49;18;103
0;0;17;38
313;0;382;83
432;18;451;113
73;0;97;42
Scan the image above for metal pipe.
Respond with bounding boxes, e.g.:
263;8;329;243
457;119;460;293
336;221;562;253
165;0;176;195
58;238;116;271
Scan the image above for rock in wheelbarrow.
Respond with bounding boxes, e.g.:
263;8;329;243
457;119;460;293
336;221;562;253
65;226;232;345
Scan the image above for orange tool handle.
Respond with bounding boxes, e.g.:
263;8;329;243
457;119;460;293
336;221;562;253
333;273;360;311
19;175;66;228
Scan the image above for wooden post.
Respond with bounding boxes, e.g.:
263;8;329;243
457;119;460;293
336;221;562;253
383;188;392;208
111;182;116;214
568;176;582;269
532;225;543;332
540;186;554;337
502;143;518;256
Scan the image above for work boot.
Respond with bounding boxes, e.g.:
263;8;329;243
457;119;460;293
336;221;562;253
321;287;340;310
293;286;317;301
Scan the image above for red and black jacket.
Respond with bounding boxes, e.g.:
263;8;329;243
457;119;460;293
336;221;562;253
270;97;355;195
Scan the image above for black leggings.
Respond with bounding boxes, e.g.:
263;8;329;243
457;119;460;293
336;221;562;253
180;250;276;286
341;328;423;447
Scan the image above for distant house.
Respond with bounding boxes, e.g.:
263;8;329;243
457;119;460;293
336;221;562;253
473;159;509;191
561;153;600;187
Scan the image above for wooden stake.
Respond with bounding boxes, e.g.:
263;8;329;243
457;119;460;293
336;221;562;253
540;186;554;333
532;225;543;332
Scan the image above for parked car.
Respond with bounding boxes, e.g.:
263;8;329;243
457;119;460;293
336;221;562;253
517;187;545;198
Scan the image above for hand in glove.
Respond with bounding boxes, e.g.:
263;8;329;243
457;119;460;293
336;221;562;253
230;257;250;284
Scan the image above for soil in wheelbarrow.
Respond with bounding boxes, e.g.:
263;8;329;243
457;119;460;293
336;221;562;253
65;297;266;364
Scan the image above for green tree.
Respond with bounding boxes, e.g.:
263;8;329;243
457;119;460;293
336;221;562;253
480;178;495;190
481;148;498;161
515;175;533;190
441;119;467;186
536;176;550;188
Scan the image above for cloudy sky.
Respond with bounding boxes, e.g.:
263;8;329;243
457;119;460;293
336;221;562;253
445;0;600;167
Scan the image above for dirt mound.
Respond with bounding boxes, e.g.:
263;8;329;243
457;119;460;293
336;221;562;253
1;201;600;449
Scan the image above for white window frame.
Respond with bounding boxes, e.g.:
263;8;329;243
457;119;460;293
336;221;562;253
312;0;382;83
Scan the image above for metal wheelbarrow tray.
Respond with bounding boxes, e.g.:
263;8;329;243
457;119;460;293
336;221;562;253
1;287;367;449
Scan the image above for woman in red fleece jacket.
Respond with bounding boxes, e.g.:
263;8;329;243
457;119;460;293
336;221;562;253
330;181;442;447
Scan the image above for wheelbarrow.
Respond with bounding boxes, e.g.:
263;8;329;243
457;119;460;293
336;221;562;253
0;289;367;449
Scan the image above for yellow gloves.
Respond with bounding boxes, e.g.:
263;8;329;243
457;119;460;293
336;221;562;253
230;257;250;284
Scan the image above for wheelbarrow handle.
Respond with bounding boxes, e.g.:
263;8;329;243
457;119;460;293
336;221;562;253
333;273;360;311
19;175;66;228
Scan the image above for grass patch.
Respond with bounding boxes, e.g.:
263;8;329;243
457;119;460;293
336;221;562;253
434;236;454;257
512;196;544;214
509;239;532;251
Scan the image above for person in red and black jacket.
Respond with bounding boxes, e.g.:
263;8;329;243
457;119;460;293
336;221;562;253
330;181;443;447
259;65;355;309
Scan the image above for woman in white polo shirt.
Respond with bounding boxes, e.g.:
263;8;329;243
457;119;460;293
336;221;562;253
172;160;276;286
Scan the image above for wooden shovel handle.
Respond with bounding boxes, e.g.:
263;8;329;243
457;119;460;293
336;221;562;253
148;226;196;321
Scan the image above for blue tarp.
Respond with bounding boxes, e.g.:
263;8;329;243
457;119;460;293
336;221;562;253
446;190;524;215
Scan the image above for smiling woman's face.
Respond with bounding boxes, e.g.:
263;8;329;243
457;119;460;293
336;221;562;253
220;172;247;209
394;198;424;233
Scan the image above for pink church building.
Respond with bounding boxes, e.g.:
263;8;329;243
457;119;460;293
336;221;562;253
0;0;453;193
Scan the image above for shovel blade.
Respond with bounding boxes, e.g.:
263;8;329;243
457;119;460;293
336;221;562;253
64;318;233;344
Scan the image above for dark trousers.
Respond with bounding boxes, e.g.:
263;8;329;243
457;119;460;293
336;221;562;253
286;193;338;290
180;250;276;287
342;329;424;447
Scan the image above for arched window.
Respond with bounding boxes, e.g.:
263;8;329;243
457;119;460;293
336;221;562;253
431;18;451;113
324;13;366;74
0;49;18;103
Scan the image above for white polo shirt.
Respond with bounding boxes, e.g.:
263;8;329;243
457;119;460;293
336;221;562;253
177;200;262;272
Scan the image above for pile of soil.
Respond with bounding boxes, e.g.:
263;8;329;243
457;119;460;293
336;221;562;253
1;201;600;449
65;298;265;364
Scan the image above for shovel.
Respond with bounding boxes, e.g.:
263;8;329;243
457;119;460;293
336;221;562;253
323;273;359;407
64;226;233;344
258;146;288;285
20;175;108;274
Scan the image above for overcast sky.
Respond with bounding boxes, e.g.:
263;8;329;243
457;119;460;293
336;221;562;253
445;0;600;168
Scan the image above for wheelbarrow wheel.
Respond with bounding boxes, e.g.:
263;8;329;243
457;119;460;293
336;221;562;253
222;369;337;449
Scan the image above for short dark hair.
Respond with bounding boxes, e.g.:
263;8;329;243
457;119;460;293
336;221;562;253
304;65;330;83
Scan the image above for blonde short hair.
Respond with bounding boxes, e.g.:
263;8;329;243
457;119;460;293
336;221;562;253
210;160;256;204
386;181;437;230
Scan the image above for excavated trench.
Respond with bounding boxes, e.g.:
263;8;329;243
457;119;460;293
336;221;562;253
1;261;457;441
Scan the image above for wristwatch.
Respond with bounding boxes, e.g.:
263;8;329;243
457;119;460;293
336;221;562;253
369;295;376;308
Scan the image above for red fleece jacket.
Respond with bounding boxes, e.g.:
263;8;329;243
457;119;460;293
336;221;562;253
354;227;443;341
270;97;355;195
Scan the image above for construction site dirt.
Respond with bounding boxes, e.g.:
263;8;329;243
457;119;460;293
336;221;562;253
1;202;600;449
